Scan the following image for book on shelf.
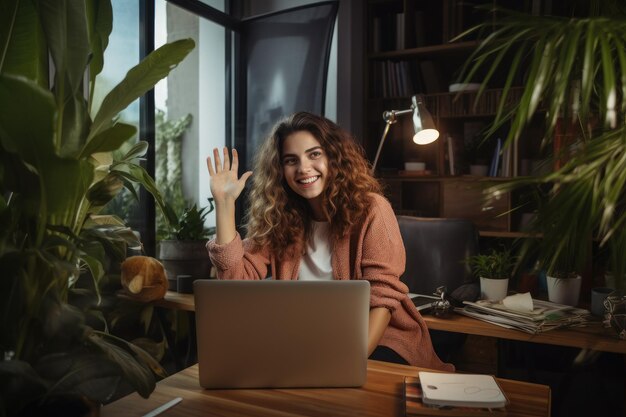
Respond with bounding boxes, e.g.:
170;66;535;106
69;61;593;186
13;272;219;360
405;374;508;416
396;12;405;50
488;138;502;177
447;135;456;175
374;60;419;98
500;142;512;177
372;17;381;52
456;297;590;334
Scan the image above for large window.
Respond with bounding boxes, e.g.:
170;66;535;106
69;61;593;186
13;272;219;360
98;0;338;253
96;0;234;250
154;0;230;236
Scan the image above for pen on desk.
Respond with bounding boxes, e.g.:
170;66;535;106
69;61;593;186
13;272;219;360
141;397;182;417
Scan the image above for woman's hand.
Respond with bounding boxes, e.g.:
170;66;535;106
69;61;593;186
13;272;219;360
207;147;252;204
207;148;252;245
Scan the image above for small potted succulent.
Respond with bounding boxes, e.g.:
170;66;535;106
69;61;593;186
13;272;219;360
469;248;516;301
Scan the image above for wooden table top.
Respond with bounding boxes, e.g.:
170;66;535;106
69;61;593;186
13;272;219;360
424;313;626;354
151;291;626;354
102;360;551;417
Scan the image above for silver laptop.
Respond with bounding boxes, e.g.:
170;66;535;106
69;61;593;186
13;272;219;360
193;279;370;389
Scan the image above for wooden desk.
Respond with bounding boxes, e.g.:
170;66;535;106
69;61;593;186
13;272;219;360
154;291;626;354
425;313;626;354
102;360;551;417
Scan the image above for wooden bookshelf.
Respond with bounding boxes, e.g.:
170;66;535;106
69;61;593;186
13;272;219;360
364;0;540;234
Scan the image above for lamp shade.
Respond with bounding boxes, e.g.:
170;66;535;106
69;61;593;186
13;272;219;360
412;95;439;145
371;95;440;173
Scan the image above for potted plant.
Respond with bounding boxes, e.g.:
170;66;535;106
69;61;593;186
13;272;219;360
543;249;583;307
522;195;586;306
469;248;516;301
158;201;216;293
454;3;626;301
0;1;193;414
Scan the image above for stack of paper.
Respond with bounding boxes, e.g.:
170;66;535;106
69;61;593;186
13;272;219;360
455;297;590;334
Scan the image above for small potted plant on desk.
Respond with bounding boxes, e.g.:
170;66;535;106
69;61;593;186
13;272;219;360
533;231;584;307
158;201;216;293
544;258;582;307
469;248;516;302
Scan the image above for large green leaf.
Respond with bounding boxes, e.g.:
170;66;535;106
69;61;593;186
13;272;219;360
0;360;49;416
37;0;90;98
89;39;195;141
0;0;20;72
0;74;55;159
0;0;48;85
86;0;113;92
59;93;90;158
79;122;136;158
111;162;178;228
37;0;92;155
0;75;94;231
87;331;156;398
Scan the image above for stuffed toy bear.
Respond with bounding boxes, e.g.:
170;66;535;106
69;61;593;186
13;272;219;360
120;256;168;302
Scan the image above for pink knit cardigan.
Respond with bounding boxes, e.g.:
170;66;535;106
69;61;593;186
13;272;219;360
207;193;454;372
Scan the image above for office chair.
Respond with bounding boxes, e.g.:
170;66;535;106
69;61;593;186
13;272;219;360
396;215;480;362
397;216;479;295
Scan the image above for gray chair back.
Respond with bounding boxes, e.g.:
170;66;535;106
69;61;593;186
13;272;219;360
397;216;479;296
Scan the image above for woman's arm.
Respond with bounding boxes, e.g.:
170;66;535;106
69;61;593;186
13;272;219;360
360;194;408;332
207;148;271;280
368;307;391;356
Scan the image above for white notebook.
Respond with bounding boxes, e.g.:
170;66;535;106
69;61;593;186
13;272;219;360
418;372;508;409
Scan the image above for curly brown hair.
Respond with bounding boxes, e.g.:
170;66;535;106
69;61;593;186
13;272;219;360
245;112;382;259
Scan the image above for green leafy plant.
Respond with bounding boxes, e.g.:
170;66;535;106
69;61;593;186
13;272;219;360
168;202;215;241
154;110;193;238
0;0;192;414
454;2;626;285
469;248;516;279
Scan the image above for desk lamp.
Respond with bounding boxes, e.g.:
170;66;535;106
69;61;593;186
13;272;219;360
371;95;439;174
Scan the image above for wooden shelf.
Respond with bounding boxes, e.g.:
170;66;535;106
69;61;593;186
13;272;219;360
379;174;515;182
368;40;479;59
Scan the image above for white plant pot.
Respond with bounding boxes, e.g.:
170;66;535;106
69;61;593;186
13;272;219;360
546;275;582;306
480;277;509;301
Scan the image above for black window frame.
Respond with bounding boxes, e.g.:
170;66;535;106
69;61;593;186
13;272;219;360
138;0;236;256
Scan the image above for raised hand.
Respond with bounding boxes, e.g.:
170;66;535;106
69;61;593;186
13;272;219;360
207;148;252;245
207;148;253;204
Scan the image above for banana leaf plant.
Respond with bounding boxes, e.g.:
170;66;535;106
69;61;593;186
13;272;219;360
0;0;191;414
454;2;626;286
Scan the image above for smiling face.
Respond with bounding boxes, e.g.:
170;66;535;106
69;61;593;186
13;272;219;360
281;130;329;217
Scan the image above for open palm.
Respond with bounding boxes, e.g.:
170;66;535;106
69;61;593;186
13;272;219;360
207;148;252;203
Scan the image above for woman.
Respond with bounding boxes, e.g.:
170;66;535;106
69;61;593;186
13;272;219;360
206;112;453;371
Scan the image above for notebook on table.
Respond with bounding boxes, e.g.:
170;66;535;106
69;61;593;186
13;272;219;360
418;371;508;409
193;279;370;389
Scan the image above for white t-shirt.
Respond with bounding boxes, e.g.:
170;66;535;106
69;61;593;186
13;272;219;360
298;221;333;281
